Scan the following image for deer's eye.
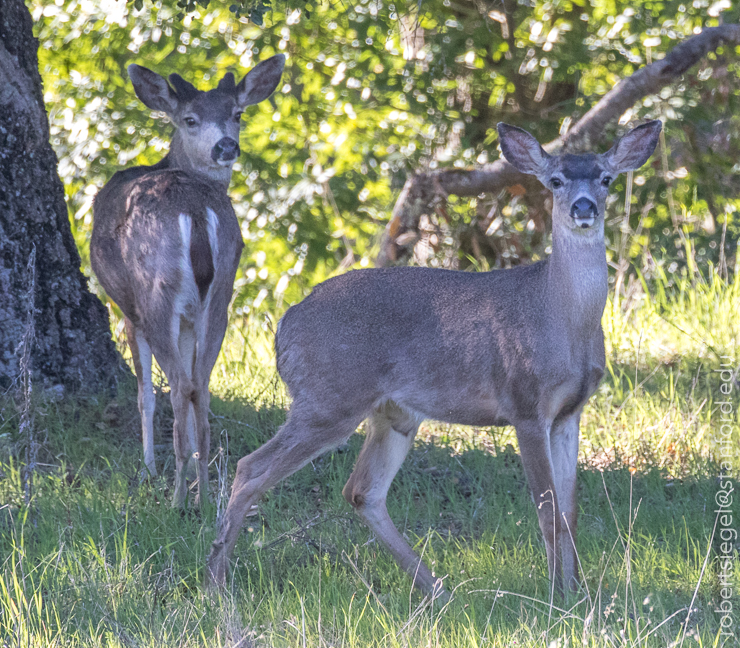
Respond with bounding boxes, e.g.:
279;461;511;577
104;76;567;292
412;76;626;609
602;175;612;187
551;178;563;189
184;117;197;127
234;111;243;121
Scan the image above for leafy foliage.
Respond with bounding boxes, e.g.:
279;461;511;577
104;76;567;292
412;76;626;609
32;0;740;318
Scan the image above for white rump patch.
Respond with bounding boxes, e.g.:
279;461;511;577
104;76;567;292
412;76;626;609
173;213;200;325
178;213;192;250
206;207;219;267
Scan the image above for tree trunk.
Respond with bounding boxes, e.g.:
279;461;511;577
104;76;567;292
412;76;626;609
0;0;121;392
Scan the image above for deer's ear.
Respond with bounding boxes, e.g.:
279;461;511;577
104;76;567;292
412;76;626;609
605;120;662;174
497;123;549;176
128;64;178;114
236;54;285;108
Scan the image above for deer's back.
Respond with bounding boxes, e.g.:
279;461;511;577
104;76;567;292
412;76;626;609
91;167;242;327
275;265;572;425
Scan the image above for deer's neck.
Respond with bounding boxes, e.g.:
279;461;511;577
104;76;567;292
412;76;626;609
166;133;233;191
547;229;608;333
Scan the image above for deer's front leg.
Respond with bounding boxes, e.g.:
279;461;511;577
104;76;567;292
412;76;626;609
550;412;581;592
515;420;562;596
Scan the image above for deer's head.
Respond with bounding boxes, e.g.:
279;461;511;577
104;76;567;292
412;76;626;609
128;55;285;185
498;121;662;237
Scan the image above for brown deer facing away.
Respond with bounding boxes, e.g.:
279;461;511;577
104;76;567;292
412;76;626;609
206;121;661;597
91;55;285;508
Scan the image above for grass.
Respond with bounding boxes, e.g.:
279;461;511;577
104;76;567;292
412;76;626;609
0;267;738;647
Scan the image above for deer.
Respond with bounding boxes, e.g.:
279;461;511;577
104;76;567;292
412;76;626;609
205;120;661;598
91;55;285;508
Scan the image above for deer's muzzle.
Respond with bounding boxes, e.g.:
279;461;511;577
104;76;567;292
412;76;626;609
212;137;240;164
570;197;597;228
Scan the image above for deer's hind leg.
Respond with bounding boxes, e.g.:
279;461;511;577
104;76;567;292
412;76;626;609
190;279;232;509
126;318;157;477
342;402;446;600
206;404;364;588
178;318;199;484
140;310;197;509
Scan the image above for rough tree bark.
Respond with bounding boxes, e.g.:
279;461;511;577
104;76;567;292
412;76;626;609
378;24;740;267
0;0;120;391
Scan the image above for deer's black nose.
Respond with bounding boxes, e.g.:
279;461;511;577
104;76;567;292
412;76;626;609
212;137;240;162
570;197;597;223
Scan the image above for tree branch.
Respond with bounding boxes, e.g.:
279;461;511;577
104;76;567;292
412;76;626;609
377;24;740;267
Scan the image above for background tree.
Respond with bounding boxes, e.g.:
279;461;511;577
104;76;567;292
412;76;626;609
380;23;740;269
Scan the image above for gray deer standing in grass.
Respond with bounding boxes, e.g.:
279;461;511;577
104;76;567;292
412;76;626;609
206;120;661;598
91;55;285;508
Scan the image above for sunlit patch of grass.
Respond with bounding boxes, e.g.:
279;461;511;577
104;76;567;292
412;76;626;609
0;268;738;645
605;265;740;365
595;266;740;475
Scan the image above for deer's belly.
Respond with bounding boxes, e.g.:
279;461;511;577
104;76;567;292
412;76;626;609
394;385;516;428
